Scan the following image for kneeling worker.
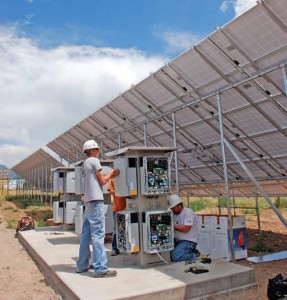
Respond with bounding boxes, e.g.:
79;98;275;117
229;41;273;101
168;194;199;262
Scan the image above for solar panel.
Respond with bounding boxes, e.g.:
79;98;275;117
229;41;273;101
15;0;287;197
12;149;63;191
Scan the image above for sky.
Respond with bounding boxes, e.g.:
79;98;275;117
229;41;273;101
0;0;257;169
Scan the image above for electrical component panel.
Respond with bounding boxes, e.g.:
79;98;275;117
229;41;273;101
104;204;113;234
102;165;113;194
142;210;174;253
53;201;64;223
53;172;64;194
74;166;83;195
75;204;85;235
140;157;170;195
116;211;140;253
114;157;137;197
65;201;79;224
66;171;75;194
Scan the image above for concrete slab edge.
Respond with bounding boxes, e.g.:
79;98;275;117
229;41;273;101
18;231;78;300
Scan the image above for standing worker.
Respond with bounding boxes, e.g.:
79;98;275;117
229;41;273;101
107;178;126;256
76;140;120;278
168;194;199;262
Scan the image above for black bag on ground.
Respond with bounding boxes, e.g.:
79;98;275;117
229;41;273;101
16;216;35;234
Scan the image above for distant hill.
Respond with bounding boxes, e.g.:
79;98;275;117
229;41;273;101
0;165;20;179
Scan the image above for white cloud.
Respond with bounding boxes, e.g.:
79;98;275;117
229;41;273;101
234;0;257;16
0;26;166;168
161;31;202;54
153;27;203;55
220;0;257;16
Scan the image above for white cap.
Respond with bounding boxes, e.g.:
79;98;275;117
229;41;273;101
167;194;182;209
83;140;100;153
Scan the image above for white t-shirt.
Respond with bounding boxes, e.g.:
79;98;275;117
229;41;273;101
173;207;198;243
82;157;103;202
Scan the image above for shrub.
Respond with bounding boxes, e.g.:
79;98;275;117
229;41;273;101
189;199;209;211
37;219;46;227
42;211;53;221
6;219;18;229
275;197;287;209
5;195;16;202
15;198;43;209
4;206;14;211
29;206;40;216
250;240;273;253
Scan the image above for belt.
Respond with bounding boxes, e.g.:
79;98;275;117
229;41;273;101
86;200;104;203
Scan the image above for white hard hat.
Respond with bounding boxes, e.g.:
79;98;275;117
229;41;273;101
83;140;100;153
168;194;182;209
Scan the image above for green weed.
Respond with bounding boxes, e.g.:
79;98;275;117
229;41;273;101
37;219;46;227
249;240;273;253
42;211;53;221
4;206;14;211
6;219;18;229
189;199;210;211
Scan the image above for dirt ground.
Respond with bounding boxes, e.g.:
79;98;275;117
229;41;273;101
0;198;286;300
0;199;62;300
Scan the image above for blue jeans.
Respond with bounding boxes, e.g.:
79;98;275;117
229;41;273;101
112;211;118;251
171;240;197;262
77;201;108;275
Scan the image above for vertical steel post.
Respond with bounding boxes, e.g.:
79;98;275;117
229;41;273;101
172;111;180;195
281;65;287;96
100;141;104;160
143;123;147;146
45;163;48;201
217;93;235;260
50;162;53;207
255;189;261;234
217;182;222;215
118;134;121;149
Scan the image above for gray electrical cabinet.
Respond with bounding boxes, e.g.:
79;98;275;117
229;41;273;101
114;157;137;197
106;146;177;267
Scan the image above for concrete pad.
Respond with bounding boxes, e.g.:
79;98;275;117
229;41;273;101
18;227;255;300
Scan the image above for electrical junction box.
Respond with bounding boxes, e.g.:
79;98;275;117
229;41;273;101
52;167;76;194
65;201;80;224
53;201;64;223
66;171;75;194
75;203;85;235
114;157;137;197
197;215;247;261
210;215;247;261
102;165;113;194
74;166;83;195
104;204;113;234
196;215;212;256
142;210;174;253
53;172;64;194
116;211;140;253
140;157;170;195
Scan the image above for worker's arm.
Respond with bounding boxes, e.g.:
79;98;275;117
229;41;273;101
174;224;192;233
97;169;119;186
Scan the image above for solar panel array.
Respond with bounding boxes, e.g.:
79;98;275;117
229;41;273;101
12;149;63;191
13;0;287;196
